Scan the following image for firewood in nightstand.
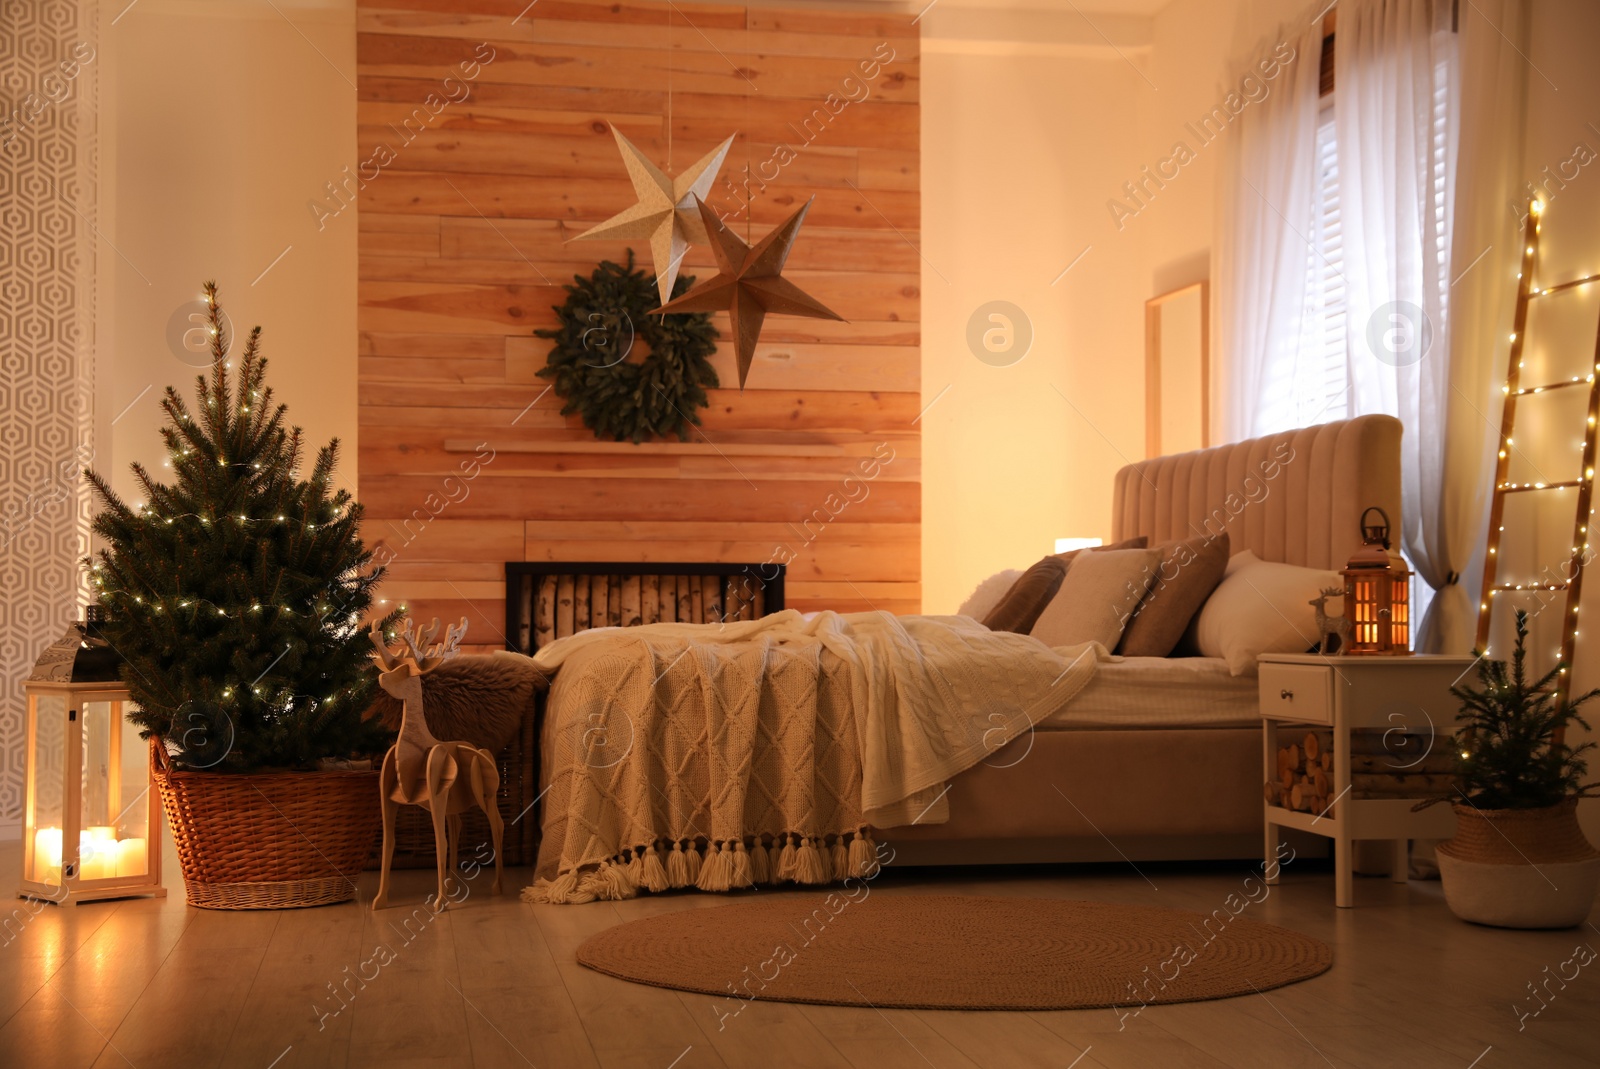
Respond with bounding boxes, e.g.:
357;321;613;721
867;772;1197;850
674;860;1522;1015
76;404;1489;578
1285;742;1301;771
1281;765;1296;792
1303;732;1320;763
1311;766;1330;796
1264;781;1282;805
1321;751;1333;773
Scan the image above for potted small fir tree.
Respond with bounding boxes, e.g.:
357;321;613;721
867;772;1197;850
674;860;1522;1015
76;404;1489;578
1429;611;1600;928
85;283;397;909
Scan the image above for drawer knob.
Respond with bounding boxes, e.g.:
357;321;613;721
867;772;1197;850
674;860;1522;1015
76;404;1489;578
1280;689;1294;700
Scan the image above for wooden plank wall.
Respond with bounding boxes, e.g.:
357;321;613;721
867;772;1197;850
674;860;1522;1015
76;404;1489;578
353;0;921;650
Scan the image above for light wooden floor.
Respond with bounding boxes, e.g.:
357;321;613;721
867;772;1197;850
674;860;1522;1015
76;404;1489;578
1;840;1596;1069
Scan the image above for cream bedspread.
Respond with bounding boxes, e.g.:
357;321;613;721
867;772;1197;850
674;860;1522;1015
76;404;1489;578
514;610;1104;903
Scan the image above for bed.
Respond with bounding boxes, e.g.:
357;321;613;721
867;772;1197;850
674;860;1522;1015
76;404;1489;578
519;414;1403;895
887;413;1403;864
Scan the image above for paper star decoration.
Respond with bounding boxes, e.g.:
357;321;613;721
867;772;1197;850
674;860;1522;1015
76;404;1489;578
655;195;844;390
571;126;735;305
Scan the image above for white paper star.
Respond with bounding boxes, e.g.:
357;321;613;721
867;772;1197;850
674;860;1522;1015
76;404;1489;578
571;126;736;305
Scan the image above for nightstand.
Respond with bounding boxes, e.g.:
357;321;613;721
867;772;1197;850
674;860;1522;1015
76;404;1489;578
1258;652;1477;908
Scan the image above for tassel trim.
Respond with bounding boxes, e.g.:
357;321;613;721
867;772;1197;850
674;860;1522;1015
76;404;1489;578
523;828;877;903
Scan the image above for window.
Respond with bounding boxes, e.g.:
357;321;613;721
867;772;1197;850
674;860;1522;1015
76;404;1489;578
1291;99;1351;428
1267;23;1454;433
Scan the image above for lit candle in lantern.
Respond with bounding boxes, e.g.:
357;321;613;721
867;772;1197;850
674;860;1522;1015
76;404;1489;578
33;826;63;883
79;835;117;881
116;838;148;877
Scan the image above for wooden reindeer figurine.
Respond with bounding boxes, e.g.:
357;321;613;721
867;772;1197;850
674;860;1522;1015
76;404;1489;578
369;617;504;911
1310;586;1353;655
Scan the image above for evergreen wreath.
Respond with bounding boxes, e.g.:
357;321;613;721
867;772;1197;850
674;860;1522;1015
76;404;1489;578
536;251;720;443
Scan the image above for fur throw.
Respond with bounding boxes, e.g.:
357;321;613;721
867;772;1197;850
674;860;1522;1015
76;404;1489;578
366;652;547;753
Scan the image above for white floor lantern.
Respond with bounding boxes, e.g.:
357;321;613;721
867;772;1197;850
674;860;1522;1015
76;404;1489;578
20;610;166;906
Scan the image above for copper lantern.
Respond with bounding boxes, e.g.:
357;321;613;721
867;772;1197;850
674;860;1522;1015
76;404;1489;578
1341;507;1412;655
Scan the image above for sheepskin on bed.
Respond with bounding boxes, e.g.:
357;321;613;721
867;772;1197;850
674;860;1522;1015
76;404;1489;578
366;652;546;754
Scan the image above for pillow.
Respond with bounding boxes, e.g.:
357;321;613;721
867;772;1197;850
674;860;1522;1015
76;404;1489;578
1055;535;1147;566
957;568;1024;620
980;536;1148;634
980;557;1068;634
1029;547;1163;649
1192;551;1342;675
1117;531;1230;657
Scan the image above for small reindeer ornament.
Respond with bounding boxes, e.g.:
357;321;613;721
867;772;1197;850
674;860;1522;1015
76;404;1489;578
370;617;504;910
1309;586;1352;655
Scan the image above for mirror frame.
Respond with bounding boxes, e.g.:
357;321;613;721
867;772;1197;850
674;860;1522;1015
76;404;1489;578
1144;281;1210;458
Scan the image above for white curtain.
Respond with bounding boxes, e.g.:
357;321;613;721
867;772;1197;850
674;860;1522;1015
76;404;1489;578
1212;18;1329;444
1337;0;1523;653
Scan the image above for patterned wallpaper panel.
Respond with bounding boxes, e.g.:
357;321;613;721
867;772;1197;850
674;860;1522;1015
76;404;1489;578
0;0;98;835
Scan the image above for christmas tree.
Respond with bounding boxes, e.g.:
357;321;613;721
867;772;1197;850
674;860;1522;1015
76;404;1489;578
84;283;396;771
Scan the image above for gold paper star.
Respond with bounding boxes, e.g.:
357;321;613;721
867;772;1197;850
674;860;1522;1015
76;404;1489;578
655;195;844;390
571;126;735;305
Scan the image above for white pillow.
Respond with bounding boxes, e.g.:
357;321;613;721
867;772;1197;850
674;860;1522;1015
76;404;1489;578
1029;547;1161;649
957;568;1023;619
1194;551;1342;675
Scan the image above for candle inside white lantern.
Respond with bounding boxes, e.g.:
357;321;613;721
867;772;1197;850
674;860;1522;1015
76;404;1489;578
79;835;117;881
31;826;141;882
115;838;148;877
33;826;63;883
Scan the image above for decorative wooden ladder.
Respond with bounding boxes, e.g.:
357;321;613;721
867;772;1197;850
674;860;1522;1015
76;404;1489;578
1476;198;1600;727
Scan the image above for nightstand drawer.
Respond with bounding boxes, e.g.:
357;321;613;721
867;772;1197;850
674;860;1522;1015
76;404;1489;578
1260;664;1331;724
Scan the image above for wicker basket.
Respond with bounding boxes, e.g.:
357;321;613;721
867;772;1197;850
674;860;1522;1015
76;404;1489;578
151;740;382;910
1441;798;1600;865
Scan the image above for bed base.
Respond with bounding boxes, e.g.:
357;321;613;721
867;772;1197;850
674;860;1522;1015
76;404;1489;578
882;727;1264;863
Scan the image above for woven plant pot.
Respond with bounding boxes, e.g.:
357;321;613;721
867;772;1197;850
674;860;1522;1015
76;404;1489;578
1437;799;1600;929
151;740;381;910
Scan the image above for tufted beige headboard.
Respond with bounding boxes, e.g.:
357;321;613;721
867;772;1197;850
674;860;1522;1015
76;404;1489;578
1111;415;1403;570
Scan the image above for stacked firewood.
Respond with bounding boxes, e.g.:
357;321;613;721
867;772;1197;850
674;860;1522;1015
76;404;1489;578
529;572;765;651
1265;729;1460;814
1265;731;1335;815
1343;730;1459;798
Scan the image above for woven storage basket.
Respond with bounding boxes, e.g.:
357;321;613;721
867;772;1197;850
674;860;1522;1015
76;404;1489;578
1441;798;1600;865
151;740;382;909
385;695;539;868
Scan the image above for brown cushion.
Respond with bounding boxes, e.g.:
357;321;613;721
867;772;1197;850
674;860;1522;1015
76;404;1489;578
980;557;1068;634
980;536;1147;634
1117;531;1230;657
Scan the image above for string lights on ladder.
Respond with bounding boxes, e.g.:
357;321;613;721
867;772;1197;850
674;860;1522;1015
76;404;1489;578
1476;198;1600;736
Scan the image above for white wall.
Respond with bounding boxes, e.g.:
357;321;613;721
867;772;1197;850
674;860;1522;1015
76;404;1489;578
918;24;1148;613
104;0;358;503
917;0;1311;613
1520;0;1600;832
1136;0;1303;297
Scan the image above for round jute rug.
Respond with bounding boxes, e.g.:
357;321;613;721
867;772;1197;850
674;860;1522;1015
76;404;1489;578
576;894;1331;1011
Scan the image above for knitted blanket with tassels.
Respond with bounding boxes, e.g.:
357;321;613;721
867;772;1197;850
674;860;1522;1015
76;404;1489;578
518;610;1105;904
